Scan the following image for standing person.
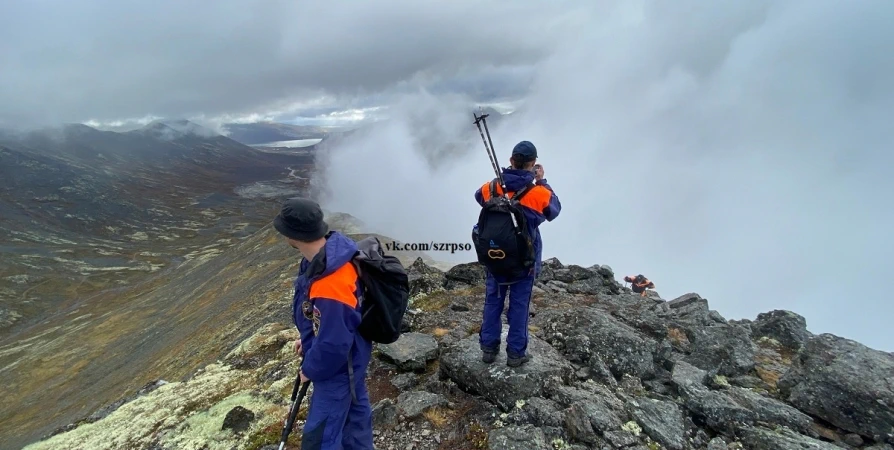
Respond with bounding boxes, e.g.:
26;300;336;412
474;141;561;367
273;197;374;450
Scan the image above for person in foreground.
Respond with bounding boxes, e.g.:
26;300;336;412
474;141;561;367
274;197;373;450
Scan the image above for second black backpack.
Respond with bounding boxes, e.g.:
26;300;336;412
472;179;536;280
352;236;409;345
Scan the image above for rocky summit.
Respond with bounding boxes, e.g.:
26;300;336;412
21;251;894;450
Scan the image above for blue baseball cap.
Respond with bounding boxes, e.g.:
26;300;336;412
511;140;537;161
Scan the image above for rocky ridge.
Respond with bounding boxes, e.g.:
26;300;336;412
24;255;894;450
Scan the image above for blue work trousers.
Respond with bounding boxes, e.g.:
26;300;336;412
301;372;373;450
479;273;536;357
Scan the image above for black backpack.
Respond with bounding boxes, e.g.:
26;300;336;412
472;179;536;279
351;236;409;344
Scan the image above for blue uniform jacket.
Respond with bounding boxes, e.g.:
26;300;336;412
474;168;562;281
292;231;372;381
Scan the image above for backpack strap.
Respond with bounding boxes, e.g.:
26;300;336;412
489;179;500;200
511;181;536;202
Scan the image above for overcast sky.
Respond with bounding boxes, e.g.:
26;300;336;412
3;0;893;351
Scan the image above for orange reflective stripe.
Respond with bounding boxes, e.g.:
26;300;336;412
309;262;359;309
519;186;551;212
480;181;494;202
480;181;551;213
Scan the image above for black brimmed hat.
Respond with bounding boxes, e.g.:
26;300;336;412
273;197;329;242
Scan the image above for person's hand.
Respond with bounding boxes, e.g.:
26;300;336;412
294;338;303;356
534;164;544;181
300;370;309;383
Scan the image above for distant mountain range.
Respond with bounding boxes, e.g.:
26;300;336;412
0;119;314;336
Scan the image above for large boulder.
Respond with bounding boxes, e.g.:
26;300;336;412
407;257;446;297
626;397;686;450
443;262;486;289
537;307;660;380
777;333;894;444
670;361;814;438
684;323;756;377
751;309;811;350
376;332;439;372
439;333;573;411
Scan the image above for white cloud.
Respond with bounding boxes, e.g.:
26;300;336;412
316;0;894;351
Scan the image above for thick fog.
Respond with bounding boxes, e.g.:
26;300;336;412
318;0;894;351
3;0;892;350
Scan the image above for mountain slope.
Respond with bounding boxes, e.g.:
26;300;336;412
19;254;894;450
0;121;314;336
0;213;433;450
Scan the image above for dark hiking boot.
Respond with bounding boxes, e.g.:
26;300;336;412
482;350;497;364
507;353;531;368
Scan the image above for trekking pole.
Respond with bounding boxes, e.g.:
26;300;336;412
278;365;310;450
473;112;501;182
480;114;503;186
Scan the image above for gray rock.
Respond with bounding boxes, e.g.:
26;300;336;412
439;332;573;411
396;391;448;419
684;324;756;377
777;333;894;444
707;436;727;450
671;361;815;438
549;384;627;433
407;257;446;297
604;429;639;448
444;262;486;289
865;444;894;450
564;403;599;444
377;332;439;372
685;389;758;436
739;425;842;450
488;425;549;450
667;293;709;313
391;373;418;390
518;397;564;428
729;375;765;389
843;433;864;447
722;386;815;436
671;360;709;396
372;398;399;428
708;310;727;323
627;397;686;450
221;406;254;432
752;310;810;350
538;307;659;380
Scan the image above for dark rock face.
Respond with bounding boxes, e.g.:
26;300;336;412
684;323;756;377
777;333;894;444
537;307;660;380
443;262;486;289
752;309;811;350
221;406;255;432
